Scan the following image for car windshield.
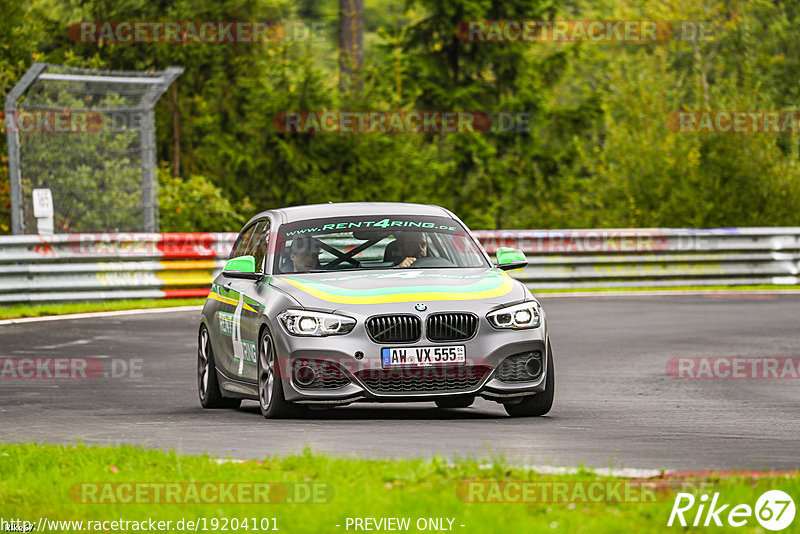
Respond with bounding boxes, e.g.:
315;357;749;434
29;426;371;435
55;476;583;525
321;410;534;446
275;215;489;274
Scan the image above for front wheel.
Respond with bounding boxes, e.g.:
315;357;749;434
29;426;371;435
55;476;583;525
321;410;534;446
198;325;241;409
258;329;306;419
504;341;555;417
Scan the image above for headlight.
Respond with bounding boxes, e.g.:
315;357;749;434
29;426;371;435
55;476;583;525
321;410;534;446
487;301;541;329
278;309;356;336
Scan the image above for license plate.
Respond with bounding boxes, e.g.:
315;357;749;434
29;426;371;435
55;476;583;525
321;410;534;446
381;345;466;367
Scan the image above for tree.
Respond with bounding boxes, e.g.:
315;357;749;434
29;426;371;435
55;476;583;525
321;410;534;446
338;0;364;95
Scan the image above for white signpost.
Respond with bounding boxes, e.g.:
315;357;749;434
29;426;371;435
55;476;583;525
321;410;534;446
32;188;54;235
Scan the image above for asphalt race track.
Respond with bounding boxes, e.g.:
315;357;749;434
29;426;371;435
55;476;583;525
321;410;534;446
1;294;799;472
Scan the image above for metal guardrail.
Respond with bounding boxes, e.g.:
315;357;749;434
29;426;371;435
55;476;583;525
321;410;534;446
473;228;800;289
0;228;798;304
0;233;235;303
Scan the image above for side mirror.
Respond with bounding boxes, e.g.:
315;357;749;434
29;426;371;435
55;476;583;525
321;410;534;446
495;247;528;271
223;255;261;280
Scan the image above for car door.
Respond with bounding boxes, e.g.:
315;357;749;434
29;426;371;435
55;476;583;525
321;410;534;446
238;218;272;382
214;221;263;379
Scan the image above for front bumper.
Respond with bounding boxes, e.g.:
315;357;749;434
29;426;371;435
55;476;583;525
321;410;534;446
271;314;549;404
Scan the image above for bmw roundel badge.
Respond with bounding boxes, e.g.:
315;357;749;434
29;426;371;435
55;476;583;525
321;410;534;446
415;303;427;311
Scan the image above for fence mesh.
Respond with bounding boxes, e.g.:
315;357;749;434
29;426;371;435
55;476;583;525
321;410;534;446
6;63;181;233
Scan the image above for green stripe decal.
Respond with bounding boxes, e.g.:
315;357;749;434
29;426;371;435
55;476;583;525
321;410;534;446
279;272;515;304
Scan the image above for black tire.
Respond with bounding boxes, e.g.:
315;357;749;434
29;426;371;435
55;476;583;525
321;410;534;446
198;325;241;409
504;341;555;417
435;397;475;409
258;328;307;419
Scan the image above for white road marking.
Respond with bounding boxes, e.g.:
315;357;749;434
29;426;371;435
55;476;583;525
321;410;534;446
35;339;92;350
510;465;665;478
0;305;202;325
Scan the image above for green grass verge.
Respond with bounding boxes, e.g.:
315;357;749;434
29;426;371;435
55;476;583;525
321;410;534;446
0;298;205;320
1;443;797;533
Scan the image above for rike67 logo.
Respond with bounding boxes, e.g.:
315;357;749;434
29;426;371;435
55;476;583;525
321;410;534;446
668;490;795;531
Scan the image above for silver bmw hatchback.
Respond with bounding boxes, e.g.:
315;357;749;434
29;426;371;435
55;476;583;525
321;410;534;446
198;202;554;418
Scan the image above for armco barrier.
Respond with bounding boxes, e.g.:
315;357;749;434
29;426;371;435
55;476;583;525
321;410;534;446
474;228;800;289
0;228;799;304
0;233;237;304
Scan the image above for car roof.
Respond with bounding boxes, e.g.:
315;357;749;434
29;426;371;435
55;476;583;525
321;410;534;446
251;202;455;225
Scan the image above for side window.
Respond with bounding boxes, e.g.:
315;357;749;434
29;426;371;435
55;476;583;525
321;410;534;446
247;219;271;273
230;223;257;259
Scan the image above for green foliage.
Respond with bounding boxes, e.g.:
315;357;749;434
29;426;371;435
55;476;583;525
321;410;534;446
0;167;9;234
565;0;800;227
1;0;800;233
0;0;62;233
159;173;249;232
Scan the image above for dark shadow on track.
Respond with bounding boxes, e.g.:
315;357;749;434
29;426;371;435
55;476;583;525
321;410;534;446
235;402;508;420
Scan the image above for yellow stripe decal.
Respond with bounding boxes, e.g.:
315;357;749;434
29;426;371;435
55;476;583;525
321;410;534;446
280;276;515;304
207;291;257;313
